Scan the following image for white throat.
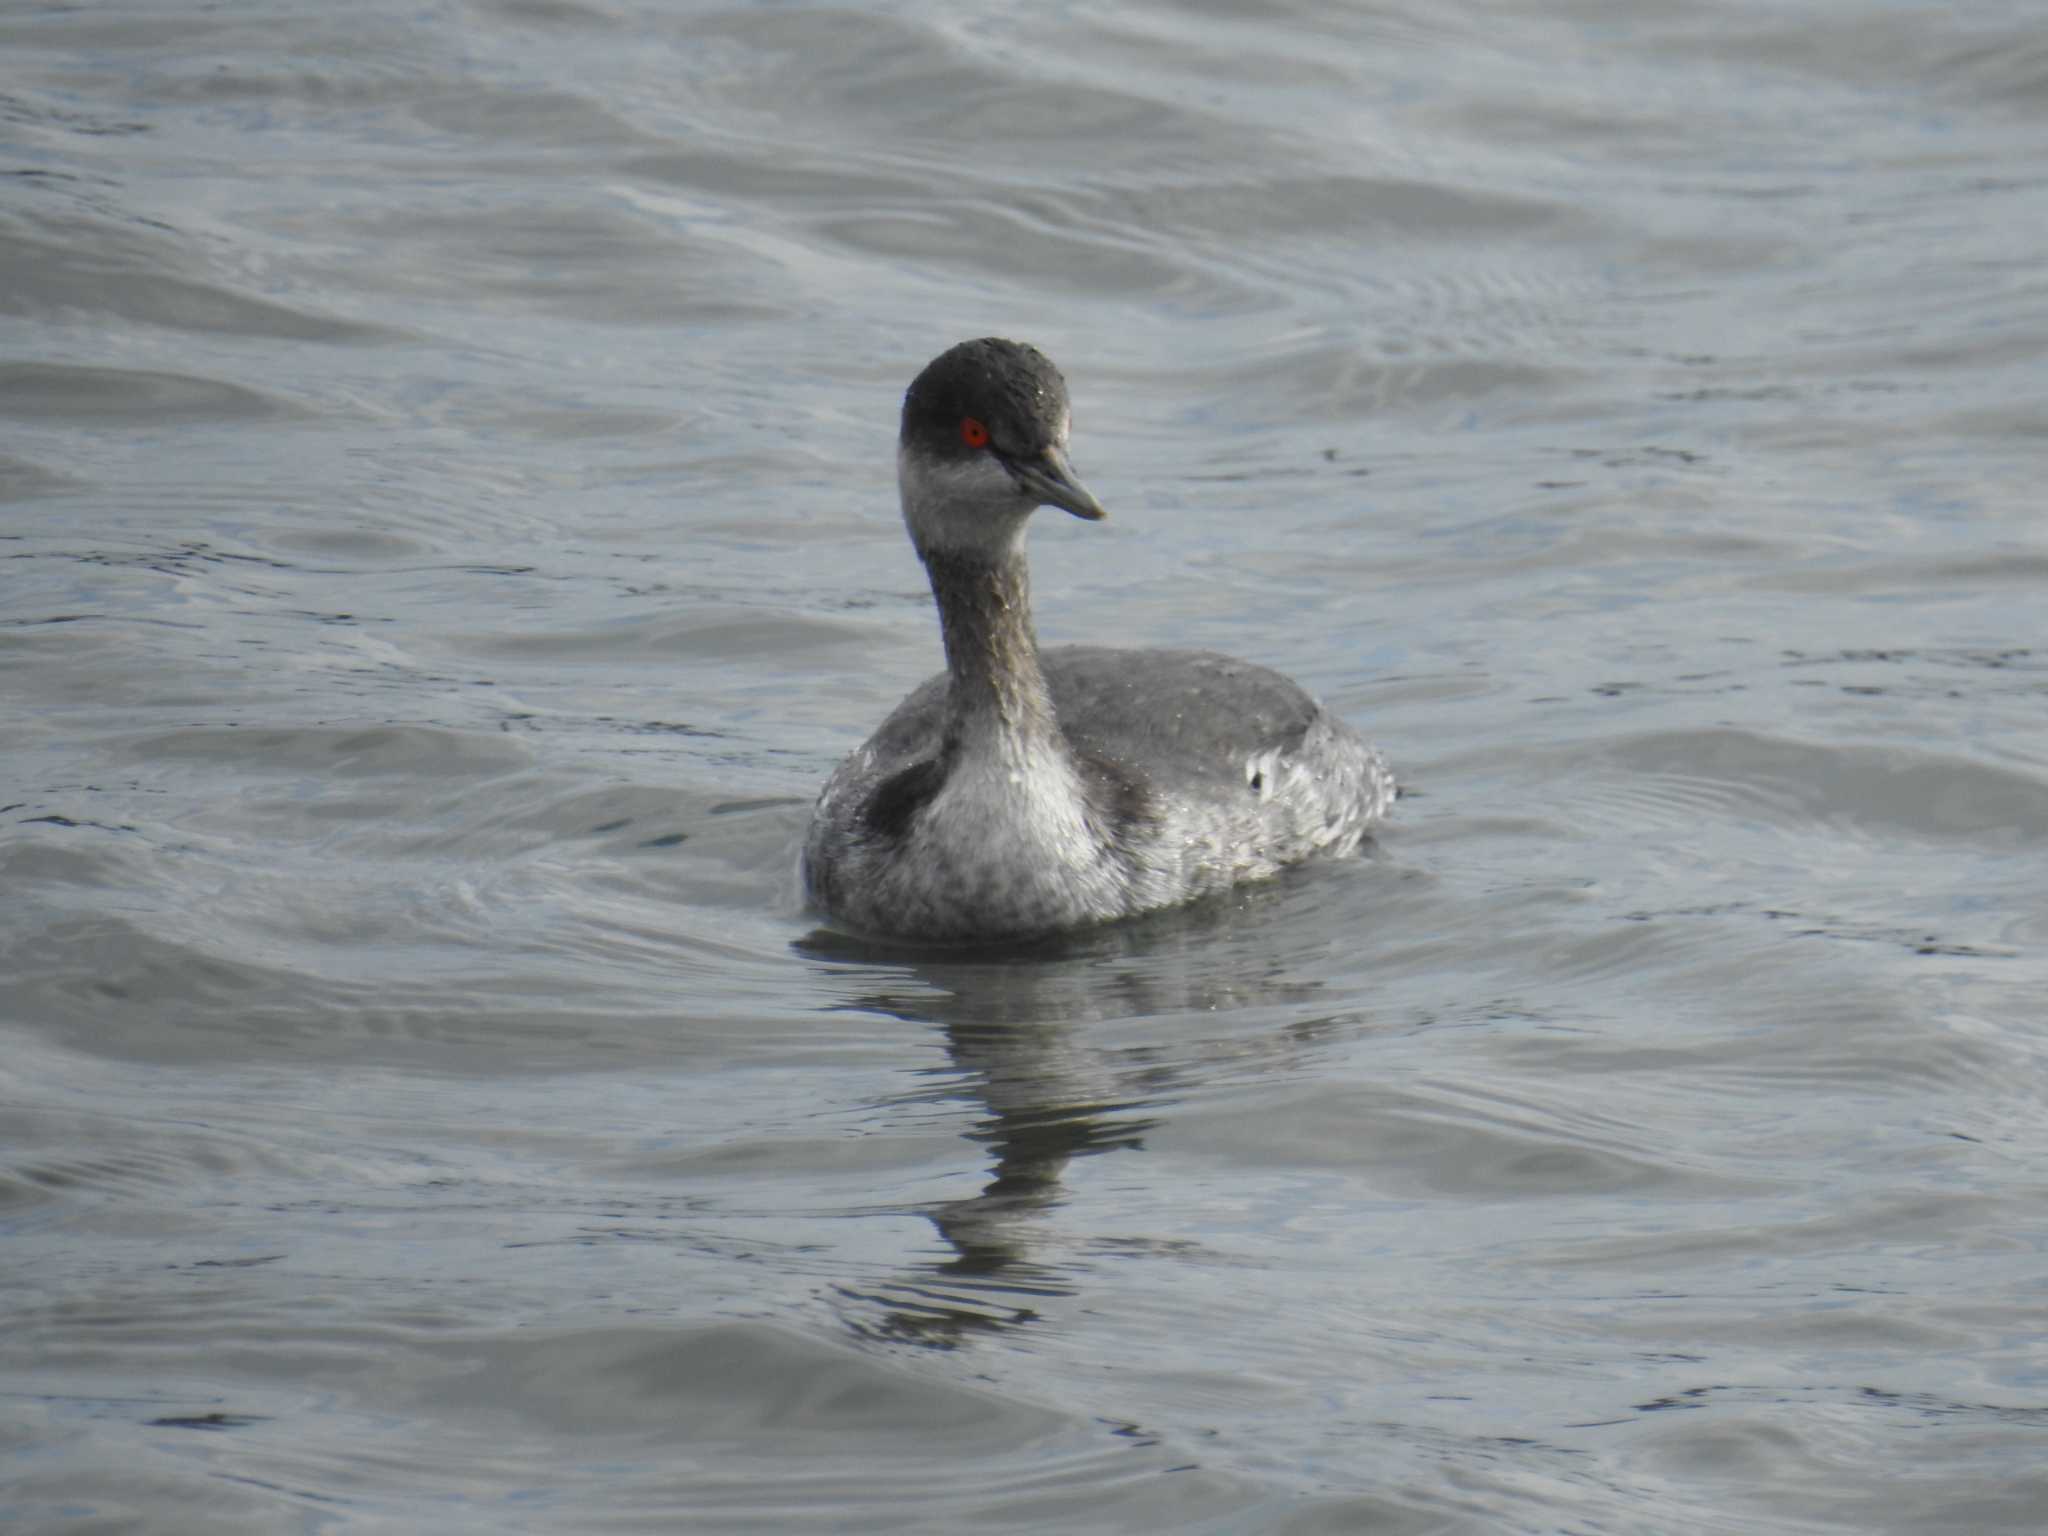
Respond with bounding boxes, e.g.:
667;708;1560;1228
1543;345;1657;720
897;445;1035;561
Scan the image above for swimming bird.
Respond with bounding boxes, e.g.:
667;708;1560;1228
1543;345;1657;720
802;338;1393;942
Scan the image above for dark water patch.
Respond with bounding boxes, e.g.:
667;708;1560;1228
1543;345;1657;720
463;607;859;664
0;363;306;424
628;146;931;206
1565;729;2048;848
147;1411;267;1431
0;453;83;502
121;722;532;779
0;89;149;140
327;202;785;325
0;225;394;341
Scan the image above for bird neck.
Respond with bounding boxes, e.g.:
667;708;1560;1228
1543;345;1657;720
919;542;1062;760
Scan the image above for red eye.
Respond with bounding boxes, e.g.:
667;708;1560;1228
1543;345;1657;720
960;417;989;448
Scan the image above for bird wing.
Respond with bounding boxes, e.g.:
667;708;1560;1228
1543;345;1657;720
1039;645;1328;796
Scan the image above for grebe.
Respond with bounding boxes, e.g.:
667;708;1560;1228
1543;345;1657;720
802;338;1392;942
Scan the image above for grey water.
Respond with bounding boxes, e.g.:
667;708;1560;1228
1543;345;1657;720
5;1;2047;1530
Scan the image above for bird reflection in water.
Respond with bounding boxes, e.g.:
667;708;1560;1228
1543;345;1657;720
795;879;1352;1348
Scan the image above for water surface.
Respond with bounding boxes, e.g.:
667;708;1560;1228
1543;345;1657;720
5;1;2048;1531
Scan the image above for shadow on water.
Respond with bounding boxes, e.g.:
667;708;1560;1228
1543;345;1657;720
791;860;1385;1347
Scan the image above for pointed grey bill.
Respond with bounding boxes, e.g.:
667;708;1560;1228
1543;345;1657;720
1006;443;1106;521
